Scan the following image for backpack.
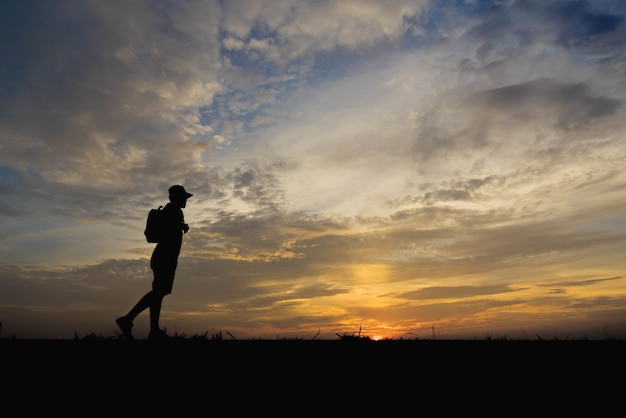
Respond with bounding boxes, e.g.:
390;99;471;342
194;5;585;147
144;205;165;243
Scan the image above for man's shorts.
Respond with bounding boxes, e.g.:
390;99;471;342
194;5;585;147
152;265;177;295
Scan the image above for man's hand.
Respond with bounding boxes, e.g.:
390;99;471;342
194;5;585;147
182;223;189;234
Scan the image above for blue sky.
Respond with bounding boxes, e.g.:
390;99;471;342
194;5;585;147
1;0;626;340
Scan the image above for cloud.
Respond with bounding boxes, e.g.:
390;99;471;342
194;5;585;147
1;0;626;339
468;79;621;130
0;1;222;187
220;0;429;57
399;284;523;300
539;276;624;288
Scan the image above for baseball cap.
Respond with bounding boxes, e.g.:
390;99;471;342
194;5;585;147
169;185;193;199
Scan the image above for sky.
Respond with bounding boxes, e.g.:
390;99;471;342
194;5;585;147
1;0;626;341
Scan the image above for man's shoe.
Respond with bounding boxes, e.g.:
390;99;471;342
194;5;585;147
116;316;134;340
148;329;170;341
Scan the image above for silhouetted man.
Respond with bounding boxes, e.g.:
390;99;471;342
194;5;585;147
116;185;192;340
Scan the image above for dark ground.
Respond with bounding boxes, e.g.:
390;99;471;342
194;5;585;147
3;338;624;412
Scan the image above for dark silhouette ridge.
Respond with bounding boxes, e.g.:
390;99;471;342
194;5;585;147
116;185;193;341
4;338;621;413
3;338;625;375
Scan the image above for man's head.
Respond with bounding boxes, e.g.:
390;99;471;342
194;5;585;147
169;185;193;208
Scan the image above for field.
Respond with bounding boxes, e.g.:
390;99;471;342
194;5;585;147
3;336;624;412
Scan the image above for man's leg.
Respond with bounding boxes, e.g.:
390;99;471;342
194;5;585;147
128;291;154;320
149;292;165;333
148;266;174;340
117;291;154;339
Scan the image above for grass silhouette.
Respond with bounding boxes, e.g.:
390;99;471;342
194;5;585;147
3;322;622;411
3;322;625;394
66;325;622;342
0;318;622;342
